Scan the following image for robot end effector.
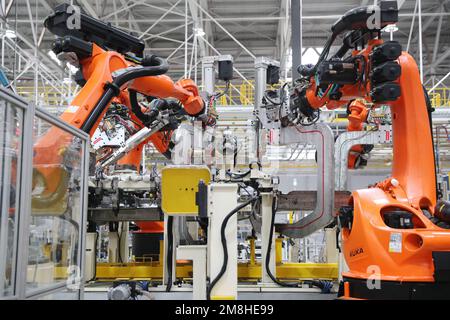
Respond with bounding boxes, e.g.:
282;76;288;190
45;4;205;133
288;0;401;124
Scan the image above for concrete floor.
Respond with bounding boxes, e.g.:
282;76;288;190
83;282;337;300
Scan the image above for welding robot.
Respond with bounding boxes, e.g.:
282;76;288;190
286;1;450;299
31;3;207;276
31;2;450;300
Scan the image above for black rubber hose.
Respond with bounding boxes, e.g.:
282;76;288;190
265;197;333;293
207;197;258;300
166;216;174;292
423;85;438;200
129;89;159;126
265;197;298;288
81;55;169;132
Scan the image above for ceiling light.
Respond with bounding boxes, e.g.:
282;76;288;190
66;62;79;74
383;24;398;33
194;28;205;37
383;24;398;40
4;29;16;39
47;50;61;66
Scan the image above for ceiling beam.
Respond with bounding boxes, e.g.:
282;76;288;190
192;0;255;59
276;0;290;75
13;12;450;25
79;0;99;18
187;0;207;57
138;0;183;40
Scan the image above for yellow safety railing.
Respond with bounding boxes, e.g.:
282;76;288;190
214;82;450;108
213;80;280;106
428;87;449;108
15;85;78;107
13;82;449;109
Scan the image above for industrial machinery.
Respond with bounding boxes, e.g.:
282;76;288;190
35;3;209;283
281;1;450;299
25;0;450;301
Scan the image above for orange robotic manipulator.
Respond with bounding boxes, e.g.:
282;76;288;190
287;1;450;299
33;6;205;250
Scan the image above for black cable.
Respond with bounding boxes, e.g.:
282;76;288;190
207;197;258;300
263;82;289;107
298;108;321;127
58;215;80;266
129;90;159;126
265;197;298;287
166;216;174;292
117;223;123;264
88;231;99;282
81;55;169;132
423;85;439;200
213;80;230;99
226;169;250;179
265;197;333;293
263;91;282;106
309;34;337;76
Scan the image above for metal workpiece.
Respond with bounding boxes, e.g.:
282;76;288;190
334;126;392;191
89;172;157;190
88;207;161;223
101;120;167;168
277;123;335;238
277;191;351;211
171;122;195;165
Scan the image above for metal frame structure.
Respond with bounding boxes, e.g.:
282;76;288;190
334;127;393;191
0;87;89;300
0;0;446;112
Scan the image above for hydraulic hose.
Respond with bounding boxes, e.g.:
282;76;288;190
81;55;169;133
207;197;258;300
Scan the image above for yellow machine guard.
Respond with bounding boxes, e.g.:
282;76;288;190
161;165;211;215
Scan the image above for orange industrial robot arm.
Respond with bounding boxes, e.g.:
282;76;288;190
292;38;435;205
288;1;450;299
32;8;205;209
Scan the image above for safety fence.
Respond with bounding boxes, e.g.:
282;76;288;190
0;87;89;299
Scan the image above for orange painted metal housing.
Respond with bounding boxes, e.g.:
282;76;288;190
33;44;203;190
346;100;369;169
32;44;203;232
342;52;445;283
303;38;448;284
